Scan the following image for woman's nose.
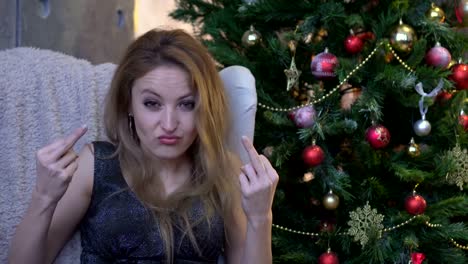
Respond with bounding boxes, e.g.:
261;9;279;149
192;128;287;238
161;108;178;132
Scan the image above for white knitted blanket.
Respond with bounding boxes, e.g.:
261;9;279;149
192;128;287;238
0;47;116;263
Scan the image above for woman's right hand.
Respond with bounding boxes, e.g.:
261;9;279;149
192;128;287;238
34;125;88;204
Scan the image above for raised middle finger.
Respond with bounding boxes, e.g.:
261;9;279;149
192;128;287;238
49;126;87;160
241;136;265;175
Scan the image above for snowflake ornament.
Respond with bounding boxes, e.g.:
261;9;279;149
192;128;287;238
347;202;384;248
445;142;468;190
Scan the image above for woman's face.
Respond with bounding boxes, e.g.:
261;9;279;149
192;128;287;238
130;65;198;161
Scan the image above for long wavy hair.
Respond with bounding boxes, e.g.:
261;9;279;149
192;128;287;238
103;28;240;262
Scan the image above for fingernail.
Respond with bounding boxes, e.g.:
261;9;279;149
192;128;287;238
81;124;88;129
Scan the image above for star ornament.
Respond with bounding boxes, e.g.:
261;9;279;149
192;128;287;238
284;56;302;91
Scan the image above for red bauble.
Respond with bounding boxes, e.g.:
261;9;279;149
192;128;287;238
344;34;364;54
459;112;468;131
450;63;468;90
425;43;451;68
405;193;427;215
365;125;391;149
411;252;426;264
319;221;336;233
435;90;453;103
356;31;376;41
302;145;325;167
311;49;339;80
318;250;340;264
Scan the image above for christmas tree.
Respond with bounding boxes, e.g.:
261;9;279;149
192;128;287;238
171;0;468;263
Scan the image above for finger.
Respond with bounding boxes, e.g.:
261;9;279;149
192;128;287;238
241;164;259;181
50;125;88;160
260;155;279;185
241;136;265;175
54;150;78;169
239;172;250;193
42;139;67;154
62;160;79;182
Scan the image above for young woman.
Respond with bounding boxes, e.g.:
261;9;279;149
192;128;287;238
9;29;278;263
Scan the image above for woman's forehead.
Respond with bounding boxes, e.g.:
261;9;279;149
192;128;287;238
133;65;195;95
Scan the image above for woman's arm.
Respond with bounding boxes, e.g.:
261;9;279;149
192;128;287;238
225;136;279;264
8;127;93;264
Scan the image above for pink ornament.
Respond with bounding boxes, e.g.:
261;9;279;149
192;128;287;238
425;43;451;68
311;48;339;80
411;252;426;264
365;124;391;149
318;250;339;264
293;105;316;128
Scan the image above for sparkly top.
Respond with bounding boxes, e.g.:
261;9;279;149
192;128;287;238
80;141;225;263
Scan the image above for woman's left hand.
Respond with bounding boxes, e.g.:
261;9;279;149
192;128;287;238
239;136;279;223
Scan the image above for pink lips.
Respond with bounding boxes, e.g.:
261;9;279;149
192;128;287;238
158;136;180;145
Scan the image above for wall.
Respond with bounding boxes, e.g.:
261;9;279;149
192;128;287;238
0;0;191;63
134;0;192;38
0;0;134;64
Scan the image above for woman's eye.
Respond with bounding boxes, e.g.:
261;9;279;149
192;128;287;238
143;100;161;109
179;100;195;110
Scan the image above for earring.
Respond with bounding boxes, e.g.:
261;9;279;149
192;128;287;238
128;114;136;138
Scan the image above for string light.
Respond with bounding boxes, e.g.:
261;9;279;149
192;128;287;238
383;215;419;232
272;224;319;237
386;43;415;73
274;215;423;236
424;221;442;228
258;41;416;112
450;238;468;250
274;216;466;251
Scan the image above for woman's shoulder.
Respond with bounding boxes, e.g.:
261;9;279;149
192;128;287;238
91;141;118;158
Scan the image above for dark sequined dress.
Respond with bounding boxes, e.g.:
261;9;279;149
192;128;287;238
79;141;225;263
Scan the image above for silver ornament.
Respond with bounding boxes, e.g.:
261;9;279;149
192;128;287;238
323;190;340;210
414;119;431;136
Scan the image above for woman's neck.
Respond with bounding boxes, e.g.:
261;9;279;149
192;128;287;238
156;155;193;196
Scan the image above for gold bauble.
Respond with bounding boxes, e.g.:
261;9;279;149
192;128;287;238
389;20;417;53
407;137;421;157
447;59;457;69
426;3;446;23
242;25;262;47
323;190;340;210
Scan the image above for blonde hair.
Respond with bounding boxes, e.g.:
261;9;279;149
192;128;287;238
103;29;240;262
